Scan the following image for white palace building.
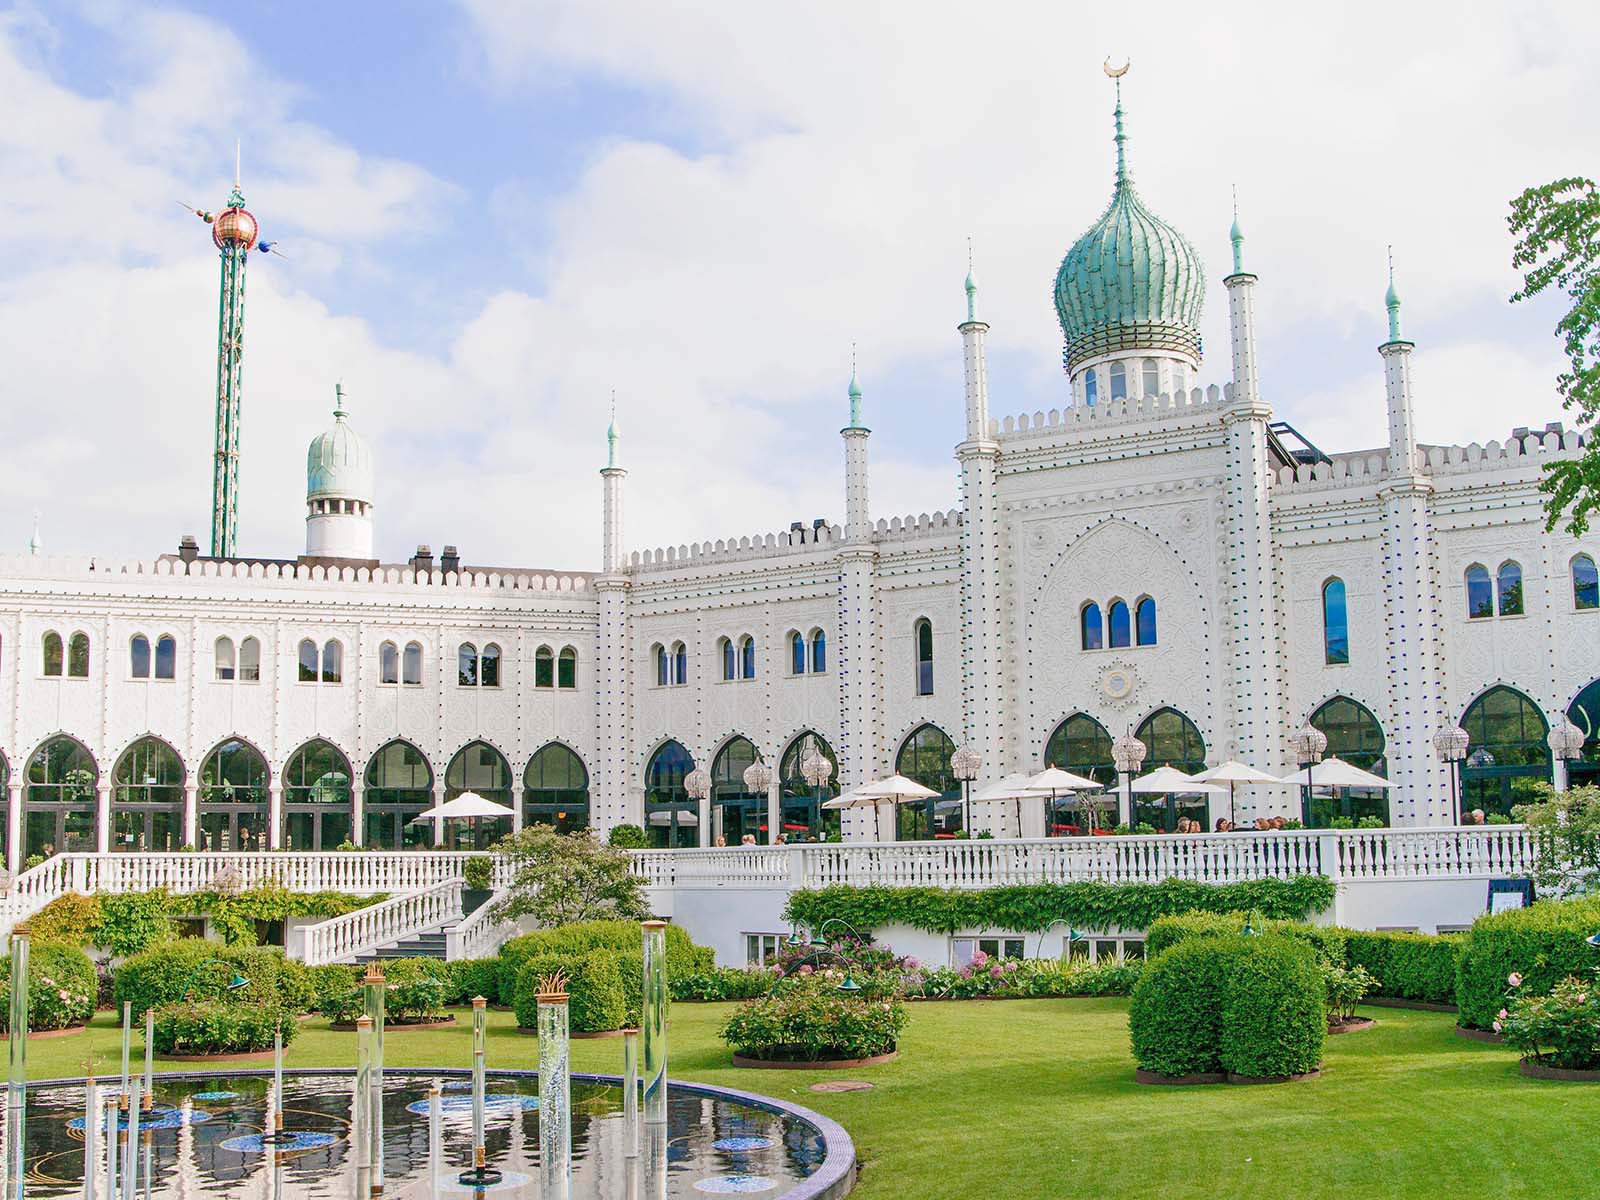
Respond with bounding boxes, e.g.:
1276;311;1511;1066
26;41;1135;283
0;83;1596;953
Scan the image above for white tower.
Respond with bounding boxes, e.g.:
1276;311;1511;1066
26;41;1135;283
837;363;880;838
593;409;633;837
304;384;375;560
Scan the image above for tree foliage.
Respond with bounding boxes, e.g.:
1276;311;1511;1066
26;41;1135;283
1508;176;1600;534
1513;782;1600;897
490;827;649;927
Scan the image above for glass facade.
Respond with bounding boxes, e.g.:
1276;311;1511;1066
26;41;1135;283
1459;686;1551;817
111;737;183;851
199;738;270;852
283;739;353;850
895;724;961;840
364;740;434;849
24;736;98;859
444;741;513;848
1134;708;1207;831
778;731;840;841
1043;714;1116;835
711;736;762;843
645;739;696;848
1306;697;1387;826
523;743;589;833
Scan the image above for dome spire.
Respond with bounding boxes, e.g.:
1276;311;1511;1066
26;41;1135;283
1385;246;1403;341
1104;57;1132;189
964;236;978;323
28;511;41;556
333;380;348;420
847;344;864;428
607;390;620;468
1230;185;1245;275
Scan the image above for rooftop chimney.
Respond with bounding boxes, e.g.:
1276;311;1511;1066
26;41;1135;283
440;545;461;573
410;544;434;574
178;534;199;564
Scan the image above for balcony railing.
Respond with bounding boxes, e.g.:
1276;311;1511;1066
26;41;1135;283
299;878;465;966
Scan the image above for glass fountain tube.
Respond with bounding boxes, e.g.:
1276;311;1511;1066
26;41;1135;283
6;925;26;1200
354;1016;373;1200
363;965;385;1193
622;1028;640;1157
641;921;668;1126
537;988;571;1200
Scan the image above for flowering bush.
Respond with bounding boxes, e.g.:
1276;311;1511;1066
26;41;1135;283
720;976;908;1061
906;956;1142;1000
153;1001;296;1055
0;943;97;1032
1323;962;1378;1022
1499;972;1600;1070
673;966;775;1001
318;958;450;1024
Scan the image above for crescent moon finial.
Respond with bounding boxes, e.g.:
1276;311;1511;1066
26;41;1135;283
1103;56;1130;79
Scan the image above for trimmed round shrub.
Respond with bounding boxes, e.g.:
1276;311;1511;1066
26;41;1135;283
1456;897;1600;1029
1146;912;1345;967
152;1001;297;1055
1129;937;1240;1076
513;950;627;1034
448;958;502;1006
0;942;97;1032
1219;935;1326;1078
113;942;307;1019
1344;930;1460;1004
308;963;363;1014
674;966;775;1002
608;824;648;849
28;894;103;948
720;978;908;1062
318;959;449;1024
497;920;711;1006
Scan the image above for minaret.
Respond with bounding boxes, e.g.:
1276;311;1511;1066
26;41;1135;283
1377;259;1450;823
27;512;40;557
957;258;1005;826
1221;207;1289;814
189;146;266;558
836;358;880;836
304;384;375;560
594;402;632;838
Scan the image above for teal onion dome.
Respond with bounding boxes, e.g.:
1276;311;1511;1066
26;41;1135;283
307;386;374;500
1053;89;1205;373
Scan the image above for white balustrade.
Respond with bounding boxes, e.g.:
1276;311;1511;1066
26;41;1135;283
445;893;514;962
301;877;465;966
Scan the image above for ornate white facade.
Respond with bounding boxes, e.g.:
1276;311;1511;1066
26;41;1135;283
3;96;1598;872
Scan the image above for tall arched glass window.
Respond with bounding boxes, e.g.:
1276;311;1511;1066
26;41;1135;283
791;632;806;675
1044;714;1116;836
740;636;756;680
558;646;576;689
444;741;513;849
1497;561;1524;616
1081;603;1103;651
24;736;98;858
1567;677;1600;790
215;636;236;681
1108;360;1128;400
112;737;184;851
402;641;423;685
198;738;269;852
283;739;353;851
915;619;934;695
1574;554;1599;610
379;641;400;685
68;632;89;677
645;740;697;848
534;645;554;688
1322;578;1349;665
1135;597;1157;646
524;743;589;833
672;641;687;685
239;637;260;682
458;642;479;686
1465;565;1493;619
721;638;736;681
780;731;840;842
712;736;763;844
894;724;960;840
155;635;176;679
130;635;151;679
321;639;343;683
365;740;432;849
1108;600;1131;648
1134;708;1208;832
1083;369;1098;407
1142;359;1159;398
1173;364;1188;395
1307;697;1387;827
299;638;320;682
1460;686;1550;818
42;632;62;677
811;630;826;673
654;644;669;687
482;642;502;687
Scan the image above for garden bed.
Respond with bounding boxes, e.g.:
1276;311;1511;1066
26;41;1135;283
330;1016;457;1032
1363;996;1456;1013
1327;1017;1376;1035
732;1048;899;1070
163;1048;279;1062
1134;1068;1226;1086
1454;1025;1504;1043
1519;1057;1600;1082
1226;1069;1322;1085
0;1025;89;1041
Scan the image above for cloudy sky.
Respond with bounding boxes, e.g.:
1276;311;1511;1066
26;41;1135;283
1;1;1594;568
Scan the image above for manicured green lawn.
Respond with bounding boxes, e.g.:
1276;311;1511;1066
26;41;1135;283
21;1000;1596;1199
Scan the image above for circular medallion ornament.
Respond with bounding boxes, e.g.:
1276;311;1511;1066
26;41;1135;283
1100;660;1140;708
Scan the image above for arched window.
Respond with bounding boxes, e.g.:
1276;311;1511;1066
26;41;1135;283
779;731;840;842
712;736;763;844
198;737;270;852
402;641;423;685
534;645;553;689
481;642;502;688
215;636;236;681
42;631;62;677
1322;578;1349;665
721;638;736;681
379;641;399;684
299;638;320;682
1460;686;1550;819
645;740;697;848
155;635;176;679
321;639;343;684
1083;368;1098;407
130;635;151;679
558;646;576;689
1497;561;1524;616
740;636;756;680
239;637;260;682
1465;565;1493;619
1173;363;1188;395
444;742;513;849
654;644;668;687
1307;697;1387;827
1044;714;1116;836
1081;603;1103;651
1108;600;1131;648
894;724;960;840
1574;554;1599;611
524;743;589;833
283;739;353;851
1142;358;1160;398
811;630;826;673
112;737;184;851
458;643;478;687
1568;677;1600;790
1135;597;1157;646
24;736;98;858
1108;360;1128;400
915;619;934;696
365;740;433;849
1134;708;1208;832
672;642;687;685
791;632;806;675
68;632;89;677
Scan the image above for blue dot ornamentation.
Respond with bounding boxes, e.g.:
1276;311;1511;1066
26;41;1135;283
712;1137;775;1152
693;1178;778;1195
220;1131;338;1154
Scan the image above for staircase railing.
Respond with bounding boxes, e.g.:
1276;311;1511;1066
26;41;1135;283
297;878;465;966
445;890;516;962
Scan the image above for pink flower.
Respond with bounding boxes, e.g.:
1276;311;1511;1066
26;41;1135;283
1006;960;1021;971
881;1002;891;1011
57;989;69;1002
1492;1020;1502;1032
1497;1008;1508;1020
798;965;812;976
989;965;1004;979
1507;972;1523;987
970;950;989;967
772;968;785;978
903;957;920;971
1579;994;1588;1004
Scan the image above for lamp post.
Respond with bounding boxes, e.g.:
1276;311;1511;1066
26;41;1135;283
801;750;834;841
950;747;980;837
742;759;773;844
1289;724;1328;826
1432;725;1470;825
1547;719;1585;793
1111;730;1146;831
683;767;710;849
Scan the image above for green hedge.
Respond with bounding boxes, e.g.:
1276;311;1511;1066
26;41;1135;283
1129;937;1238;1075
448;958;503;1006
0;942;97;1032
512;951;627;1034
783;877;1337;935
1344;931;1459;1005
1456;897;1600;1029
113;942;310;1019
673;967;774;1002
152;1001;296;1055
1219;936;1326;1078
317;959;450;1024
497;921;711;1006
1146;912;1346;967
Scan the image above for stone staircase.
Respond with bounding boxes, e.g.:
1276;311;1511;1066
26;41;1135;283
356;930;448;962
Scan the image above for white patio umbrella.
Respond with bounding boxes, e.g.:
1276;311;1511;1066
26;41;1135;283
1022;766;1106;835
1278;757;1392;790
1191;760;1293;824
1129;766;1226;832
821;774;938;841
409;790;516;849
971;773;1039;838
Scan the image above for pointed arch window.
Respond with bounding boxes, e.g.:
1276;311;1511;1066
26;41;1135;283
402;641;422;685
1135;597;1157;647
721;637;736;681
811;630;827;673
1108;600;1131;648
1307;697;1387;827
380;641;400;685
1142;359;1160;398
645;739;697;848
894;724;960;840
130;635;151;679
1108;360;1128;401
558;646;576;689
239;636;261;682
67;632;89;677
524;743;589;833
444;741;513;849
672;641;687;685
481;642;502;688
283;739;353;851
154;635;176;679
216;636;236;681
915;619;934;695
1083;369;1098;407
1322;578;1349;665
1497;561;1524;616
791;632;806;675
198;738;269;852
299;638;320;682
534;645;553;689
1133;708;1208;832
1081;603;1103;651
740;635;756;680
654;644;669;687
112;737;183;851
1044;714;1117;835
1466;565;1493;619
42;631;63;677
458;642;478;686
320;639;343;684
1574;554;1599;611
24;736;99;858
365;740;433;849
1460;686;1551;818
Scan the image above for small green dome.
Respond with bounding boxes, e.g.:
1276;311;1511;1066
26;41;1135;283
1053;91;1205;372
307;387;373;500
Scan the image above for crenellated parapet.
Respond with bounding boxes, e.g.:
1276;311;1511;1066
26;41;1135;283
990;384;1230;442
0;555;594;593
1272;427;1587;494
